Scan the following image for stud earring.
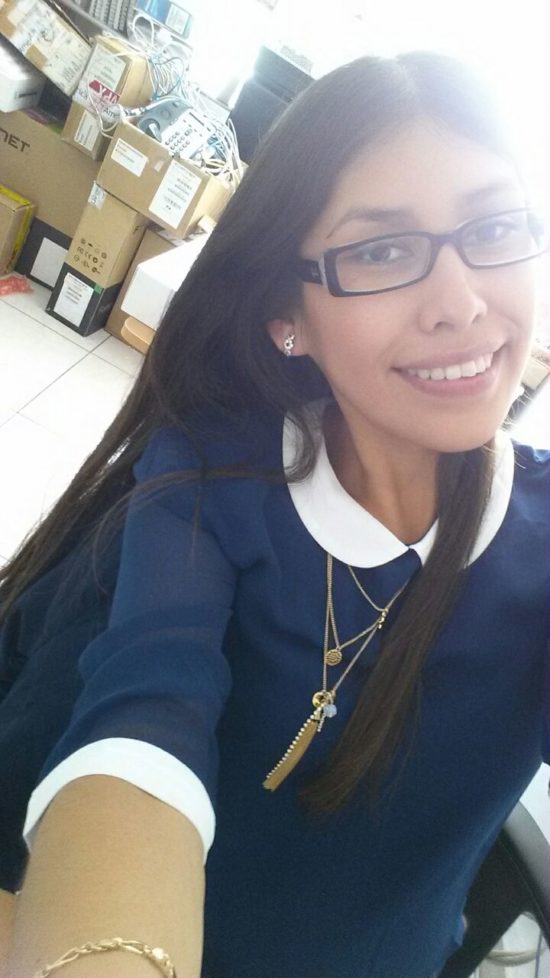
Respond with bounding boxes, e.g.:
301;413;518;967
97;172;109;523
283;333;295;357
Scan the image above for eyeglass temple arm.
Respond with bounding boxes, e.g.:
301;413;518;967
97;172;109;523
295;258;323;284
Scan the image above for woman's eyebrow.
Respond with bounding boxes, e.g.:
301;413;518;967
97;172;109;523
327;181;522;238
327;207;414;238
458;180;522;207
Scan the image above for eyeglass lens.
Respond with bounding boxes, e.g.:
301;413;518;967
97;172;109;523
333;211;545;294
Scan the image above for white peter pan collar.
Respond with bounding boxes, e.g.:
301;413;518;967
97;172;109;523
283;399;515;569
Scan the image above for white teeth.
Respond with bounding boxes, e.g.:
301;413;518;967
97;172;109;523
444;364;462;380
406;352;494;381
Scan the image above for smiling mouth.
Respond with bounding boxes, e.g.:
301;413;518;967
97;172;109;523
403;352;494;382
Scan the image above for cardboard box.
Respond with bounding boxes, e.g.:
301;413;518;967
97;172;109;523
46;185;149;335
0;183;34;273
121;226;211;329
0;0;90;96
62;36;154;160
97;120;233;237
122;315;155;354
0;108;99;285
105;226;179;343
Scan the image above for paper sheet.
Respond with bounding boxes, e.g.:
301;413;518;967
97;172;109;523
149;160;202;229
53;271;94;327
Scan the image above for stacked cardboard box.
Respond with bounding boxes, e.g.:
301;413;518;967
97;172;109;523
0;8;237;342
0;184;35;274
96;120;233;236
0;108;100;286
0;0;90;96
46;184;148;335
104;226;180;343
110;220;212;351
62;36;154;161
121;225;211;329
44;119;234;336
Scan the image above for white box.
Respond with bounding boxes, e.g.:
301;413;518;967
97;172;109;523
0;35;44;111
121;231;209;329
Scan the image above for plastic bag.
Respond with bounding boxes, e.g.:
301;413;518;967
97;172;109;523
0;274;33;296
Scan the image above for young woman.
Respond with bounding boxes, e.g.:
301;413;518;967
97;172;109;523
1;51;549;978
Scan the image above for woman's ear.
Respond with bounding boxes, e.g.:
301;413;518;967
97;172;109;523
266;317;306;357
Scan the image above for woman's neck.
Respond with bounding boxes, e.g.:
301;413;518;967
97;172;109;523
323;401;439;545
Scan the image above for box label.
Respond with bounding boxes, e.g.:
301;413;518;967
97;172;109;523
88;181;107;208
87;80;121;125
81;45;125;94
89;79;120;105
72;234;107;278
111;137;147;177
29;8;64;57
44;33;90;94
74;44;125;122
53;271;94;326
10;3;60;55
149;160;202;229
75;108;101;152
7;0;35;26
30;238;67;286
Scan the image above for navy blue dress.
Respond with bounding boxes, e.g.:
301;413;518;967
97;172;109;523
1;401;549;978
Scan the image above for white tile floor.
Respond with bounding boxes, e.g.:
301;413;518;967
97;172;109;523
0;284;549;976
0;283;142;562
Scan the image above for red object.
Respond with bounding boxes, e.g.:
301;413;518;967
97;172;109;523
89;80;120;105
0;273;33;295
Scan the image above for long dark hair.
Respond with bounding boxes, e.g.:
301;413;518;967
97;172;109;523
1;52;515;813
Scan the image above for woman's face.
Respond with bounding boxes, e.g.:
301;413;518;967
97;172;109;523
275;120;538;454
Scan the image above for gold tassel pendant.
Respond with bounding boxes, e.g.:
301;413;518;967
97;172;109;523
263;709;322;791
263;691;336;791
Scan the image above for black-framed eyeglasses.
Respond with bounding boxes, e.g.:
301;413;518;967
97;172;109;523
295;208;549;298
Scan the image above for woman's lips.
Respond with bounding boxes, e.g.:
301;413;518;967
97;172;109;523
395;348;502;397
397;343;503;373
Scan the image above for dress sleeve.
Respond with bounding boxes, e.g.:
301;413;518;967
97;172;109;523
22;428;236;863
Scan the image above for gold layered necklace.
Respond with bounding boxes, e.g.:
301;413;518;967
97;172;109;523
263;553;410;791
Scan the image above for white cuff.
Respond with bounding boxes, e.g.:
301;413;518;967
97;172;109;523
23;738;215;864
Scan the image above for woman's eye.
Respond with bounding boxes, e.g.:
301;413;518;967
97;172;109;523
348;241;412;264
468;218;518;245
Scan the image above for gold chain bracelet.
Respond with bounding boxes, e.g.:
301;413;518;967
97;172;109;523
32;937;177;978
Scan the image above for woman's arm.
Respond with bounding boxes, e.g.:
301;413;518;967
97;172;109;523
7;431;237;978
8;775;205;978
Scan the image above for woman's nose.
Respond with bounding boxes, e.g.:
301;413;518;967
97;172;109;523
416;242;489;333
